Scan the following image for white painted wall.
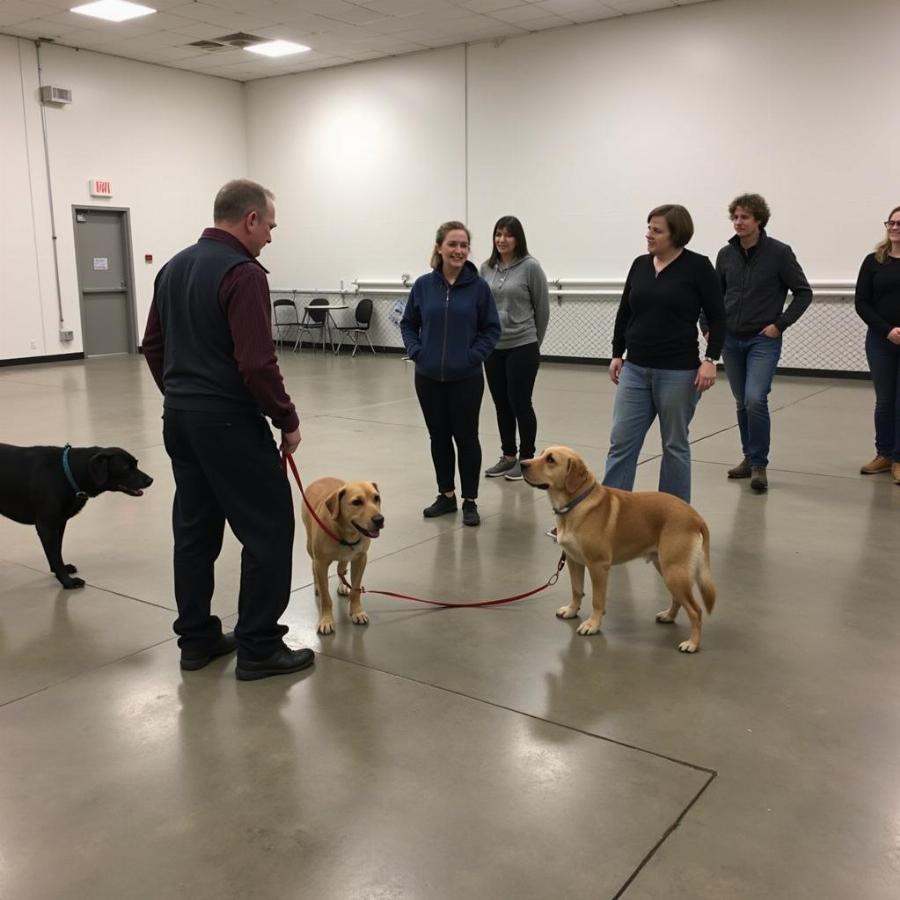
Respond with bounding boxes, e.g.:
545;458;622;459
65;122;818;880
0;37;245;361
242;0;900;290
245;47;467;292
466;0;900;281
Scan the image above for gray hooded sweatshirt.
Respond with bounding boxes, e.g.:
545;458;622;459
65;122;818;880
480;254;550;350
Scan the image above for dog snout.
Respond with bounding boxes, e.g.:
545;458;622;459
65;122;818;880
520;459;532;470
372;514;384;529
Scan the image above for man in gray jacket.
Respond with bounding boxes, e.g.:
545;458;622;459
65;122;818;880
716;193;812;493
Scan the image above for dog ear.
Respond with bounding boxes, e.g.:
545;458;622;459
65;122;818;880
370;482;379;494
88;452;110;487
324;488;345;519
564;454;588;494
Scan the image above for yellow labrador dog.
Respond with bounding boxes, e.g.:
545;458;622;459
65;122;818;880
521;447;715;652
300;477;383;635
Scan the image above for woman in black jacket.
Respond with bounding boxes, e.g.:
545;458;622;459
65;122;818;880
401;221;500;526
604;205;726;504
855;205;900;484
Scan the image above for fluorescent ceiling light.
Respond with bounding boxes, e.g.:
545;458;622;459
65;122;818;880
71;1;156;22
246;40;310;58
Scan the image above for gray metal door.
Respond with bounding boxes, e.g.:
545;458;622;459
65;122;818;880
73;208;135;356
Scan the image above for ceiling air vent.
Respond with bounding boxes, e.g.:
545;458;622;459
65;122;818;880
216;32;267;49
188;40;228;51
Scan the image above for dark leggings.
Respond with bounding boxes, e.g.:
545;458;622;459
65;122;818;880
484;342;540;460
414;371;484;499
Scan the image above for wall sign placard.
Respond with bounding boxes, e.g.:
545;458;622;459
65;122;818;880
89;179;112;197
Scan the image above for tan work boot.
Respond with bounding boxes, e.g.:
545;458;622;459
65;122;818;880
727;458;752;479
892;462;900;484
860;455;892;475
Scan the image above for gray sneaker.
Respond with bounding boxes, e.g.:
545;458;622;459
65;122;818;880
504;461;523;481
485;456;517;477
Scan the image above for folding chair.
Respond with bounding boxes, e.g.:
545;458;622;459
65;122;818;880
272;296;301;351
335;298;376;356
296;297;330;351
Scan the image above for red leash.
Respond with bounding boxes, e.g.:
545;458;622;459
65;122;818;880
282;451;567;609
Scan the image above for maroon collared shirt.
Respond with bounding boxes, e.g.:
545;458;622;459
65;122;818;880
143;228;299;433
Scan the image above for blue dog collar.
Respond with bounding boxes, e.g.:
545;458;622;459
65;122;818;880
62;444;88;500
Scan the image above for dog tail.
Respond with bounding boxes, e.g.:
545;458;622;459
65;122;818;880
695;523;716;615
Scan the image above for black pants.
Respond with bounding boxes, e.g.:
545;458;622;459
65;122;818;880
414;371;484;499
484;342;540;460
162;408;293;661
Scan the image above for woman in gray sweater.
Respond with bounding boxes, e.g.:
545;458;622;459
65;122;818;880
480;216;551;480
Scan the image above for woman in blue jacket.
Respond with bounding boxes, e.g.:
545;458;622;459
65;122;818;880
401;221;501;527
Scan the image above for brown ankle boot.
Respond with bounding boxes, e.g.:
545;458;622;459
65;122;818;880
892;462;900;484
860;455;892;475
727;458;752;479
750;466;768;493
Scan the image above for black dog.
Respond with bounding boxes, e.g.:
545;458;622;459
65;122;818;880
0;443;153;589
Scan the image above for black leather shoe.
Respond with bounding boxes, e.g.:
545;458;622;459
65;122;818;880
235;647;315;682
461;499;480;527
180;632;237;671
423;494;457;518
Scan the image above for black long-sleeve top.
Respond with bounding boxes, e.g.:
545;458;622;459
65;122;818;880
854;253;900;337
612;249;726;369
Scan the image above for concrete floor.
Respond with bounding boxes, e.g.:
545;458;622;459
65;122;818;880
0;352;898;899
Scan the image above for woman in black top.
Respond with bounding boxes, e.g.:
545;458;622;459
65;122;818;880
854;205;900;483
604;205;726;503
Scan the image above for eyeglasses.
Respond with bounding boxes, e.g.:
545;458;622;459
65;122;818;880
884;220;900;229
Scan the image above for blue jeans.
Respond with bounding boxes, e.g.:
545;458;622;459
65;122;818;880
865;328;900;459
603;361;700;503
722;333;782;468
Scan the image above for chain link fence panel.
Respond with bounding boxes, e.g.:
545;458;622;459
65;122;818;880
272;289;869;373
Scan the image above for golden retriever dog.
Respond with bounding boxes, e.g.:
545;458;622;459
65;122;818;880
300;477;383;635
521;447;715;652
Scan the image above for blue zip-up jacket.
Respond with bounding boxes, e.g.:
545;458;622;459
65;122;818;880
400;261;500;382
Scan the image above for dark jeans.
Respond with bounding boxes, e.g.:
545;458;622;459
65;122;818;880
865;328;900;459
484;342;540;460
162;408;294;661
722;333;783;468
414;371;484;499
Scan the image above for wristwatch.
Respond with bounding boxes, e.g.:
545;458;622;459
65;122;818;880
703;357;717;364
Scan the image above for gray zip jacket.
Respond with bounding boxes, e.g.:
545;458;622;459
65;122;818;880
715;231;812;336
480;254;550;350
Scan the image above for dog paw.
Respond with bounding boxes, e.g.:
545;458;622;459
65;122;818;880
337;581;351;597
61;577;85;590
350;610;369;626
576;619;602;636
64;564;78;574
317;620;335;635
655;611;676;623
678;640;699;653
556;605;579;620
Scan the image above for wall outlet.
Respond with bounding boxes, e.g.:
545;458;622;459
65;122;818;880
30;339;37;349
59;329;74;342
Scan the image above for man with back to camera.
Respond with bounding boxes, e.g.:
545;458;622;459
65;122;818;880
142;179;315;681
715;193;812;493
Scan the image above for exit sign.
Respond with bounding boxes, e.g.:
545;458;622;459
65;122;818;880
89;179;112;197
